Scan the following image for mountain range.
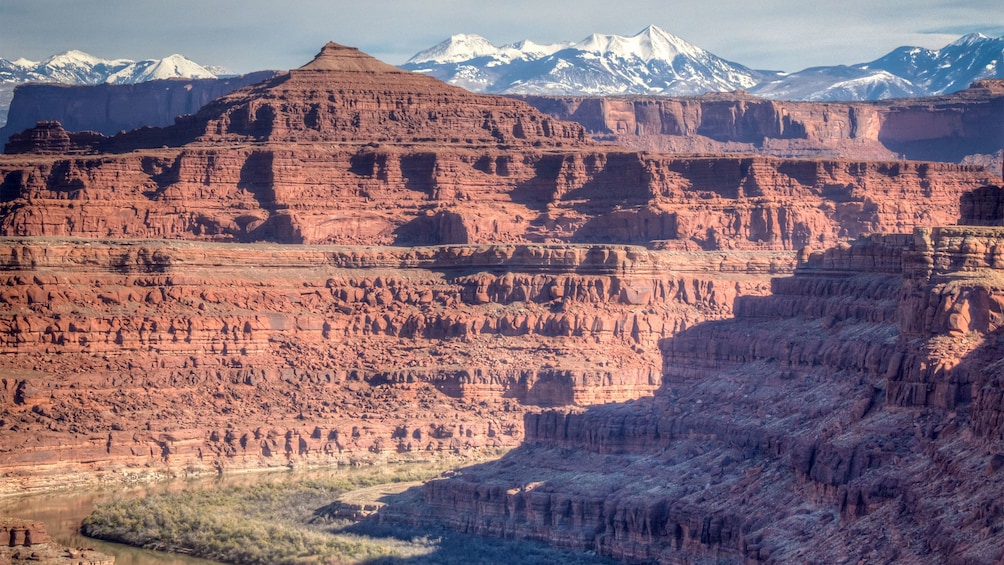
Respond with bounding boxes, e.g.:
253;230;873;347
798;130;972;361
0;51;222;126
2;28;1001;129
0;50;220;85
402;25;1004;100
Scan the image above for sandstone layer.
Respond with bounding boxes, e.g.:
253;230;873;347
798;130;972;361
0;238;789;490
519;79;1004;167
0;71;280;145
2;44;997;253
0;518;112;564
1;131;995;250
396;223;1004;563
1;41;1003;565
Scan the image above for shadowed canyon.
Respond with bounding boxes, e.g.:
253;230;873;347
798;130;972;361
2;42;1004;563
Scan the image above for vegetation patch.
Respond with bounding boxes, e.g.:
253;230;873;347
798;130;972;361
82;460;615;564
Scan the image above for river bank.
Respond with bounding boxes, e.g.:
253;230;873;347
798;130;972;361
1;453;619;564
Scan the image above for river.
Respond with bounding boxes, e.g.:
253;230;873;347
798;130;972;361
0;471;299;565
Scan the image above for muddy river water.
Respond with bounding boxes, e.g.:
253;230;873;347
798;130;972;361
0;469;316;565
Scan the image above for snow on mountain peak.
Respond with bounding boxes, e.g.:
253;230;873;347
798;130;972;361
104;54;215;84
577;25;705;63
11;58;38;69
949;32;990;46
406;34;501;65
2;49;220;88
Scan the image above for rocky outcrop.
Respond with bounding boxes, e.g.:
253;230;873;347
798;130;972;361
0;238;788;490
1;121;107;155
518;80;1004;165
1;146;994;249
3;41;1004;563
0;71;279;147
0;518;112;564
399;225;1004;563
1;45;996;252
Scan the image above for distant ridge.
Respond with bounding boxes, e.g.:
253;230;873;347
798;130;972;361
401;26;1004;101
0;49;222;127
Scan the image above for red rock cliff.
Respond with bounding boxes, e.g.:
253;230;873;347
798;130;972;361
0;238;789;490
0;71;280;145
518;80;1004;165
401;225;1004;563
1;45;996;251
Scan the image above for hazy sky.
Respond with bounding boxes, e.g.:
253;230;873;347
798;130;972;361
2;0;1002;73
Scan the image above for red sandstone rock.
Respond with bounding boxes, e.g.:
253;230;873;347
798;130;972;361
398;226;1004;563
2;41;1003;563
0;517;113;564
518;80;1004;165
1;44;996;251
0;239;786;489
0;71;280;145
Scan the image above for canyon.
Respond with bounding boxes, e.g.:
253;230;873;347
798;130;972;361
0;71;279;144
518;79;1004;166
0;41;1003;564
395;224;1004;563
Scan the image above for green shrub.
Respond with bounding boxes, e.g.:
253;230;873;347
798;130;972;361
83;460;616;565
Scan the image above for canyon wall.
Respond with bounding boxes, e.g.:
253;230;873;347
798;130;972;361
4;41;1004;564
402;223;1004;563
0;238;789;490
518;79;1004;167
1;43;996;254
1;141;995;250
0;71;279;145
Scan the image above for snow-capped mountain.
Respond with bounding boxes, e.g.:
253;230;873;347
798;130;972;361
0;49;218;126
748;67;923;101
402;26;768;96
862;33;1003;94
403;27;1004;101
0;50;216;86
750;33;1004;101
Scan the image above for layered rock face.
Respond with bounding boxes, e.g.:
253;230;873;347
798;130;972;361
519;79;1004;165
0;140;994;250
2;45;997;252
0;238;789;489
408;225;1004;563
2;41;1004;565
0;71;279;145
0;517;113;564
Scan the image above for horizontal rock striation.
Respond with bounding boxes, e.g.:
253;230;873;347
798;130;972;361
1;45;996;252
1;146;993;250
402;226;1004;563
0;238;786;490
518;80;1004;165
0;71;280;146
3;40;1004;561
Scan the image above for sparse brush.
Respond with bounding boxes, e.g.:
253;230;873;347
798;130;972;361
82;460;615;565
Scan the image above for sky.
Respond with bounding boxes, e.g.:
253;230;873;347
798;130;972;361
1;0;1003;74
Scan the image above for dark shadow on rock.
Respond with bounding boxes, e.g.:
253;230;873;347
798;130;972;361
238;150;276;206
316;456;620;565
509;154;566;211
393;210;469;245
959;184;1004;225
571;209;678;244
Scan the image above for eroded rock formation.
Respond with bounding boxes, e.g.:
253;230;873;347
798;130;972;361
519;79;1004;166
0;71;280;146
399;225;1004;563
0;518;112;564
0;238;789;489
1;44;996;251
1;41;1003;565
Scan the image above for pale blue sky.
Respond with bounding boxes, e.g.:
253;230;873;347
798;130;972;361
1;0;1002;73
